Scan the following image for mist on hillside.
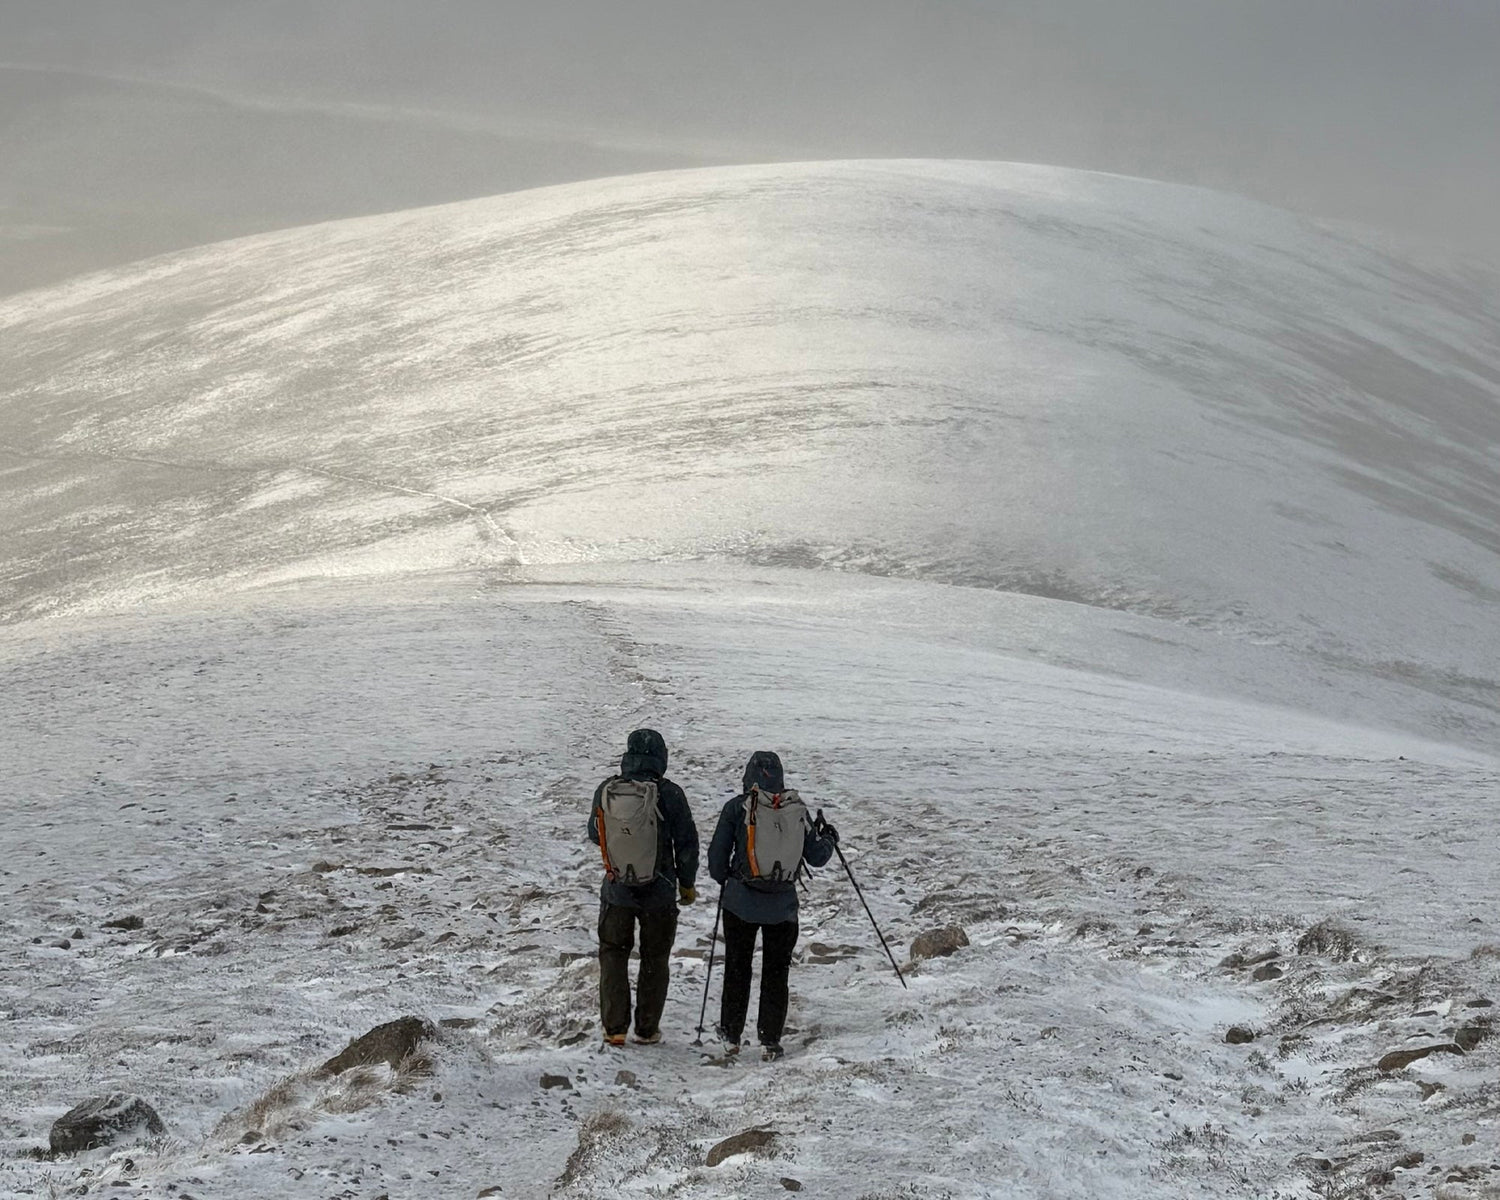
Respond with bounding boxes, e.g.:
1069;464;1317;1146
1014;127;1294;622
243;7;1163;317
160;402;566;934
1;0;1498;296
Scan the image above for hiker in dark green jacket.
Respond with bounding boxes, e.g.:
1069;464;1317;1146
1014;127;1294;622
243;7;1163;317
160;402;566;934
707;750;836;1060
588;729;699;1047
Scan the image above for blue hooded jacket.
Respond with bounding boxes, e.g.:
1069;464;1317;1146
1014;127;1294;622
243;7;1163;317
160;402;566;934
708;751;834;925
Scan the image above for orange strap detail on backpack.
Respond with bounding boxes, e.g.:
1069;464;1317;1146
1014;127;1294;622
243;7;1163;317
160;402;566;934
745;791;762;879
745;825;760;879
596;804;617;882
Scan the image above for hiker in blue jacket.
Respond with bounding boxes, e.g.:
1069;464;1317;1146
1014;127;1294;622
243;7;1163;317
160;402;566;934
588;729;699;1047
707;750;836;1060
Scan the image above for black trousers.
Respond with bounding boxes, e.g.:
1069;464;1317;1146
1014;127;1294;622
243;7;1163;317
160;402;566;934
598;901;678;1038
718;908;799;1046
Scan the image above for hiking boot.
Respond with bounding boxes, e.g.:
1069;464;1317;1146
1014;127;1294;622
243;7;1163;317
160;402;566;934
632;1031;663;1045
714;1025;741;1057
761;1043;785;1062
603;1033;626;1048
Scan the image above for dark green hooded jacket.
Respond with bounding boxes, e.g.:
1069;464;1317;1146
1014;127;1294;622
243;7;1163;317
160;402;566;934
587;729;699;912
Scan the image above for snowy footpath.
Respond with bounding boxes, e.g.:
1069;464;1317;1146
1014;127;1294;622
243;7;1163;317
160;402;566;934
1;568;1496;1199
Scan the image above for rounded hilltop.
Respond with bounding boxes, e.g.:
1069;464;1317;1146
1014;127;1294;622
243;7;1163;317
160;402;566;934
0;160;1496;714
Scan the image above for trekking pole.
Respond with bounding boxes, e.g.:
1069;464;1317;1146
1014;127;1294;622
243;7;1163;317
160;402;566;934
818;810;907;989
692;885;725;1045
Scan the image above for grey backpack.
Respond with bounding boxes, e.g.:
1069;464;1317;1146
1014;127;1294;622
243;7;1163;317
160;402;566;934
740;786;809;884
595;777;661;885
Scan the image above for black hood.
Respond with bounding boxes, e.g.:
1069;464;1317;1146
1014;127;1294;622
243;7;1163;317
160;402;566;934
741;750;785;793
619;728;668;779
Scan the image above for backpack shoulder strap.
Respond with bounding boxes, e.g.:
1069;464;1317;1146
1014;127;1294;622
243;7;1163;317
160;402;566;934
743;787;762;879
595;776;621;880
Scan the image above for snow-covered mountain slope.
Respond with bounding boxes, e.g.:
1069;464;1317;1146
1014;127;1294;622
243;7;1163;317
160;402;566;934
1;573;1497;1200
2;160;1498;749
2;162;1499;1198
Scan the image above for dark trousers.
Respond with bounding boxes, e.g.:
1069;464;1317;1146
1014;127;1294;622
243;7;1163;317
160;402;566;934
718;908;799;1046
598;901;678;1038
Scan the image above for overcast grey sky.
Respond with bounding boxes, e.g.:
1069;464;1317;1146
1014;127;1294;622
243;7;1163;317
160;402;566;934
2;0;1497;292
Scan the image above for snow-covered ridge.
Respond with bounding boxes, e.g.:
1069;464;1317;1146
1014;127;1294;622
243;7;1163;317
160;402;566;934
3;161;1499;1197
1;159;1498;743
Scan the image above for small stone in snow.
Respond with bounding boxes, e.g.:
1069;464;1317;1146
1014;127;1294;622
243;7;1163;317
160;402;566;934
706;1128;778;1167
781;1178;803;1191
1295;920;1361;961
1377;1043;1464;1072
1225;1026;1256;1044
614;1070;637;1087
540;1074;573;1090
1251;963;1284;982
103;915;145;931
910;926;969;960
1453;1025;1490;1051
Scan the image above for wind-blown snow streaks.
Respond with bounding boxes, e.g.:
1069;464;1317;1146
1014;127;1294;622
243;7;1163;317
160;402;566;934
1;160;1498;747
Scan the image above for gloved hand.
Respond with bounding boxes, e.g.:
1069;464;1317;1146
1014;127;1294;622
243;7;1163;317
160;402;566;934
679;886;697;906
819;822;839;846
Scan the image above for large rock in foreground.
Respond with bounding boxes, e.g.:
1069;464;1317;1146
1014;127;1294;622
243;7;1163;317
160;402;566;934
50;1093;166;1154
